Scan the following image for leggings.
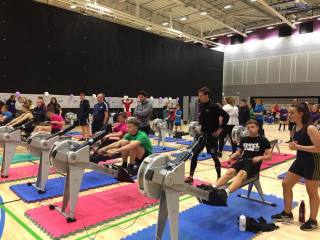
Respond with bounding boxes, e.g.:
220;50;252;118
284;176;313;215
190;133;221;179
218;125;237;153
256;119;265;137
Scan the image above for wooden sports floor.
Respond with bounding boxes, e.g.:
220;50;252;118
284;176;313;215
0;124;319;240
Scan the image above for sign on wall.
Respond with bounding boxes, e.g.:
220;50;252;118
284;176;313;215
0;93;177;109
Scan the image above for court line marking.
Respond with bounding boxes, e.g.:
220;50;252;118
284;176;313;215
0;205;42;240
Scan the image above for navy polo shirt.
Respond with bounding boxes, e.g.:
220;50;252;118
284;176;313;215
93;102;108;122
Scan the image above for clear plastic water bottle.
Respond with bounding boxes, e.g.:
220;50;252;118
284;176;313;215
239;215;246;232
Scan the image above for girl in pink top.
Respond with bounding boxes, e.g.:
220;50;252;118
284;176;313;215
94;112;128;154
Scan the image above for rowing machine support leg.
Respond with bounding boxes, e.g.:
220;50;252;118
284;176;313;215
34;150;50;192
238;179;277;207
156;188;179;240
61;166;85;220
1;143;17;177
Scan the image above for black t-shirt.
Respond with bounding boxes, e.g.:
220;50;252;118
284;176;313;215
78;99;90;119
198;100;229;133
240;136;271;159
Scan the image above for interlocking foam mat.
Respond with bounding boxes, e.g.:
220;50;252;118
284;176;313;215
10;171;120;203
172;152;212;161
0;153;39;164
25;183;158;239
221;153;296;170
0;164;54;183
153;146;178;153
123;189;297;240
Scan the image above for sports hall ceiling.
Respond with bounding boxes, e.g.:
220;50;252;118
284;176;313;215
36;0;320;46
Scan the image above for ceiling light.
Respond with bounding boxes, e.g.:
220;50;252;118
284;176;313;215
294;21;301;25
227;34;233;37
246;30;253;33
162;22;169;26
180;16;188;21
210;37;216;40
267;26;274;29
145;26;152;30
86;3;111;13
70;5;77;9
224;5;232;9
200;11;208;16
251;0;257;2
318;17;320;21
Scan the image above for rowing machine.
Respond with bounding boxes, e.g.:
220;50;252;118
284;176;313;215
0;119;38;178
48;129;134;223
152;119;174;147
26;123;77;193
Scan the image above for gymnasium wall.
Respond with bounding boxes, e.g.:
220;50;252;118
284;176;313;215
222;29;320;100
0;0;224;102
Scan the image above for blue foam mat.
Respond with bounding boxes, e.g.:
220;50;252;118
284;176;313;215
176;140;193;145
123;189;297;240
153;146;177;153
10;171;119;203
172;152;212;161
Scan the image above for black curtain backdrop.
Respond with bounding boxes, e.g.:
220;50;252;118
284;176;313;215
0;0;224;102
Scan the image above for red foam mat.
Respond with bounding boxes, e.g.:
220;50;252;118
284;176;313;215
0;164;55;183
25;183;158;239
221;153;296;170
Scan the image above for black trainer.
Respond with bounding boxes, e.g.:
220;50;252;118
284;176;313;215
271;211;294;223
300;219;318;231
196;185;228;207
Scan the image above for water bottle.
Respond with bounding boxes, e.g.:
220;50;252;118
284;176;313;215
299;200;305;223
239;215;246;232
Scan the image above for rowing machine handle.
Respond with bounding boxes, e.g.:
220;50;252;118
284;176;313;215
45;122;77;140
15;118;39;132
72;128;109;151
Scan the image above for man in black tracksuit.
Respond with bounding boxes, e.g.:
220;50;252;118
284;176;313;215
185;87;229;184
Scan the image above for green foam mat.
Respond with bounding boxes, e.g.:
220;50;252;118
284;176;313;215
0;153;39;164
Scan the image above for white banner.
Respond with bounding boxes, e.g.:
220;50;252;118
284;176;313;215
0;93;178;109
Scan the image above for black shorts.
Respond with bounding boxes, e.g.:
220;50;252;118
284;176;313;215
289;158;320;181
79;118;89;126
231;159;261;178
51;128;61;134
92;121;104;134
289;122;296;131
136;152;150;165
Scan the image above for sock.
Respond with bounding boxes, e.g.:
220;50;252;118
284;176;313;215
225;188;230;196
128;163;134;170
122;162;127;168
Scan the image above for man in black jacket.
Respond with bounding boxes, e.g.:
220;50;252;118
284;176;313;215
78;93;91;139
185;87;229;184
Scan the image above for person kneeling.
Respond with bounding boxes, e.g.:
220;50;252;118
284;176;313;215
199;119;272;206
98;118;153;173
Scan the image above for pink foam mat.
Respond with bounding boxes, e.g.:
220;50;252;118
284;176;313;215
221;153;296;170
0;164;55;183
26;180;204;239
25;183;158;239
